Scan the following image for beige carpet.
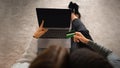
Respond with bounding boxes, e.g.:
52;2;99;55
0;0;120;68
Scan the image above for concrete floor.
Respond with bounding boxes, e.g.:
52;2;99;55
0;0;120;68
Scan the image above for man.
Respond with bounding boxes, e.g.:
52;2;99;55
69;32;113;68
68;2;120;68
12;2;120;68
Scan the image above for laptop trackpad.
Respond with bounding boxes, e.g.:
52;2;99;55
37;39;71;48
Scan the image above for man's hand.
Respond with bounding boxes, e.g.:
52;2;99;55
33;20;48;39
73;32;89;44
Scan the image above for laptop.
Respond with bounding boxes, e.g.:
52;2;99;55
36;8;71;38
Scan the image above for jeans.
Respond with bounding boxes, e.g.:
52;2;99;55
107;53;120;68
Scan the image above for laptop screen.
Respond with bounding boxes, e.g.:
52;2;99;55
36;8;71;28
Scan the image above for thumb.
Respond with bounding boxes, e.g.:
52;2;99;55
75;32;82;36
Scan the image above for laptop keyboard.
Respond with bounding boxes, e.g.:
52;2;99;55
41;29;68;38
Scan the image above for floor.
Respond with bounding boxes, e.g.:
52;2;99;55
0;0;120;68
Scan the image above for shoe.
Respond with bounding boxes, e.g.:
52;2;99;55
68;1;81;18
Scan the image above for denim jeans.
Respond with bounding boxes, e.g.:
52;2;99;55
107;53;120;68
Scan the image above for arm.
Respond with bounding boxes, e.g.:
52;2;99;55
12;20;48;68
74;32;112;57
11;38;38;68
87;40;112;57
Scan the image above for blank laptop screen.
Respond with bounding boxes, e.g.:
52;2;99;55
36;8;71;28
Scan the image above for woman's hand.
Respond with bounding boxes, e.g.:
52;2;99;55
73;32;89;44
33;20;48;39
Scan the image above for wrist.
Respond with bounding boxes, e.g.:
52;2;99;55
83;38;89;44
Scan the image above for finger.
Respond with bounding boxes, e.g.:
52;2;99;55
40;20;44;28
33;32;41;39
33;28;48;39
74;38;77;42
35;31;46;38
74;35;79;42
76;39;79;43
42;28;48;32
74;35;79;39
75;32;83;37
37;20;44;31
75;32;79;36
39;28;48;36
73;36;76;42
75;32;80;35
74;38;79;43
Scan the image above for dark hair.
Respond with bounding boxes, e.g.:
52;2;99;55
29;45;69;68
68;1;81;19
69;48;113;68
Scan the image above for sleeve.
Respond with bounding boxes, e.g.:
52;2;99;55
72;19;88;31
11;38;38;68
11;62;30;68
87;40;112;57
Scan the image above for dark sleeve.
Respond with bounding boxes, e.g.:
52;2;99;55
72;19;93;40
72;19;87;31
87;40;112;57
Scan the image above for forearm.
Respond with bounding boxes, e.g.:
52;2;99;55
11;38;38;68
13;38;37;63
87;40;112;57
19;38;38;63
